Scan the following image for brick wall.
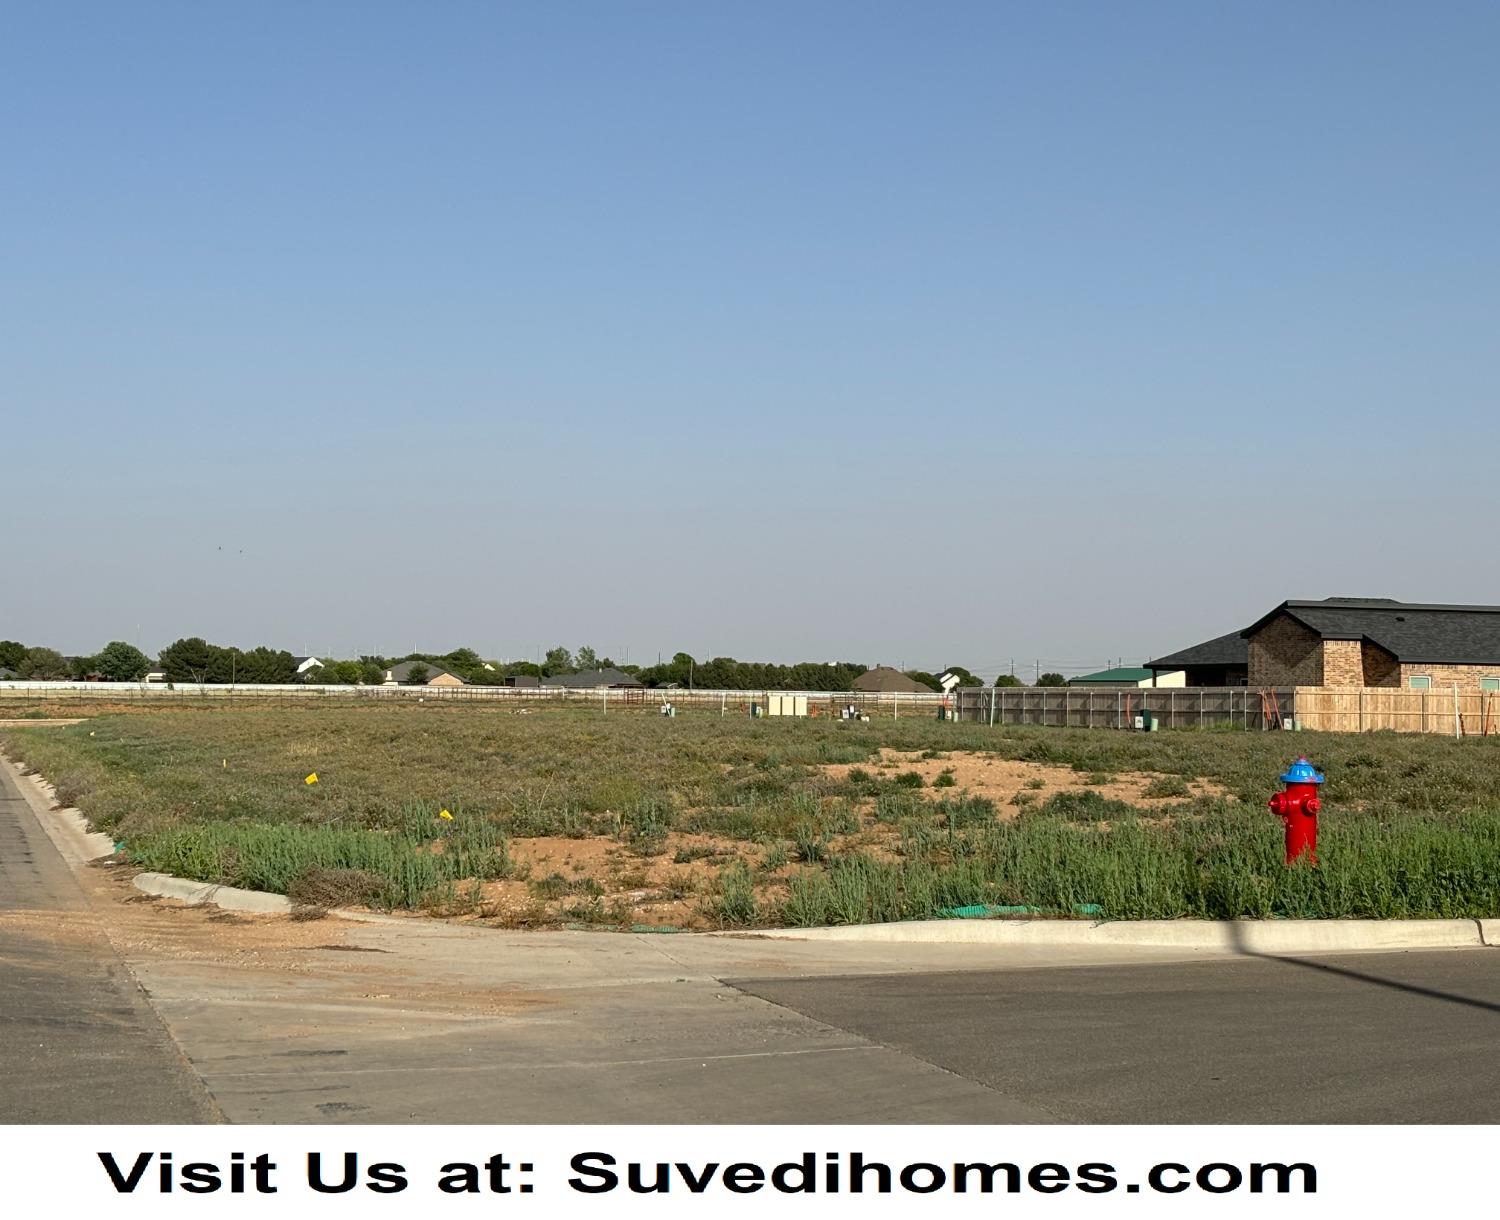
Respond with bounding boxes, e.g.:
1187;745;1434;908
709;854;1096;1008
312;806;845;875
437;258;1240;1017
1399;663;1500;692
1321;639;1363;686
1247;614;1324;685
1362;643;1400;687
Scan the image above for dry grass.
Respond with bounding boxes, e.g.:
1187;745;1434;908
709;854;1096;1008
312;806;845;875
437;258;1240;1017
7;703;1500;925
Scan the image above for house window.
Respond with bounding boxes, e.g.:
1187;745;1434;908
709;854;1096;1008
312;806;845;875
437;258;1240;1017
1482;678;1500;693
1409;676;1432;690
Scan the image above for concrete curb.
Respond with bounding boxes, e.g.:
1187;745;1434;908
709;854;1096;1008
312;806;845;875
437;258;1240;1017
747;917;1492;952
132;872;293;915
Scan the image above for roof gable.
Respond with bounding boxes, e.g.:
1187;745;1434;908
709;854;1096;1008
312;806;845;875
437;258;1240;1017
1245;599;1500;664
385;659;462;683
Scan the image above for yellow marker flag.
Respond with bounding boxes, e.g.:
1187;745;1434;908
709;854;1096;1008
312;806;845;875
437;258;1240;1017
438;809;454;821
305;773;319;785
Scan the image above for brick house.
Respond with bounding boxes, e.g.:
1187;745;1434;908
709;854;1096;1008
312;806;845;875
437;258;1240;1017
1244;598;1500;691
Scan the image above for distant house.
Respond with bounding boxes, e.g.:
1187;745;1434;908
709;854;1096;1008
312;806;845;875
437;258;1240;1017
851;666;931;694
504;674;540;688
382;660;466;687
290;656;325;681
144;662;167;683
1068;667;1183;688
1245;598;1500;691
544;667;643;690
0;667;18;681
1145;631;1250;687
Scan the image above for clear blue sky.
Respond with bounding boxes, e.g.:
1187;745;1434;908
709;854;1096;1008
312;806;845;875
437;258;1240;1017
5;2;1497;677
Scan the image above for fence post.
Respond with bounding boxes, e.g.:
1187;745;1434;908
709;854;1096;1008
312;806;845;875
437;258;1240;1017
989;687;995;727
1117;689;1122;730
603;687;607;715
1454;684;1461;738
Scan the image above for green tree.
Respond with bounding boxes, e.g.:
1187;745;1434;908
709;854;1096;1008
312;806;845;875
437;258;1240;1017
904;670;942;692
358;656;388;685
994;674;1023;687
575;645;598;671
404;663;431;686
503;661;542;680
94;641;151;682
323;660;364;685
20;647;70;679
70;653;99;679
0;640;25;672
941;666;984;687
438;648;489;683
237;646;296;683
543;646;573;675
1037;672;1068;687
159;637;218;683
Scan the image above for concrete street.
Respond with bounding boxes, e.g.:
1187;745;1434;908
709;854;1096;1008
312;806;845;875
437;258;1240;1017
3;755;1498;1123
0;759;219;1122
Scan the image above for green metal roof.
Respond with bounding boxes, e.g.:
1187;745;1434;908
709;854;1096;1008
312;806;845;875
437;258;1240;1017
1067;667;1155;685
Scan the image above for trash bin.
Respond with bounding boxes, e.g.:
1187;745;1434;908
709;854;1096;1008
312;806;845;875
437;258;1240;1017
1140;709;1157;732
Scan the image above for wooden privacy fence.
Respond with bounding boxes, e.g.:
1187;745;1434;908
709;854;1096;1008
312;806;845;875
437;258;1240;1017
953;686;1294;731
1293;686;1500;736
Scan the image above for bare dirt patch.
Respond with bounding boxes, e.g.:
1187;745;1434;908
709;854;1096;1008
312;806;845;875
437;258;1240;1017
827;749;1228;814
471;832;765;930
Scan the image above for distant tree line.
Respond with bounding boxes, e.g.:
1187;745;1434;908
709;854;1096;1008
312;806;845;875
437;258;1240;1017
1;639;153;682
1;635;1068;689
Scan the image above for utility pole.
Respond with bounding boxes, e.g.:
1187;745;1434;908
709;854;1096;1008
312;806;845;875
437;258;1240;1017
1035;659;1040;684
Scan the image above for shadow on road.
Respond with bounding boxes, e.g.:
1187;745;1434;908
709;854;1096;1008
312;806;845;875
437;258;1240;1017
1228;922;1500;1016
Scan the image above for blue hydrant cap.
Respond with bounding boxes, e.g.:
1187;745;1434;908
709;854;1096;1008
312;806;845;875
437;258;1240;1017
1280;757;1325;785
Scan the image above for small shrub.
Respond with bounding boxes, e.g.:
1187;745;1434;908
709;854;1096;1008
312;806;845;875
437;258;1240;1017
1024;777;1046;790
793;820;827;862
894;770;925;789
287;867;385;909
706;861;758;926
1142;775;1192;799
1037;789;1136;823
52;771;92;808
530;873;603;900
933;769;957;789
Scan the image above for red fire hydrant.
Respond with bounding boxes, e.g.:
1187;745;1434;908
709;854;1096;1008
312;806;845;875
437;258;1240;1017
1268;757;1324;865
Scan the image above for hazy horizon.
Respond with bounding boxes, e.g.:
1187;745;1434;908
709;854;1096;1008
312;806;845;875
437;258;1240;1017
7;4;1497;682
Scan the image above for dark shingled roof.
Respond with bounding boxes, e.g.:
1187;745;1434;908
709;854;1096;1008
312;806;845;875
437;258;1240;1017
1145;631;1250;671
1243;598;1500;665
544;667;643;689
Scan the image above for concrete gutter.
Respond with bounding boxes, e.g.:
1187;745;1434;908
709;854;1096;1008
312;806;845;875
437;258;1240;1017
748;917;1496;952
128;871;405;922
132;872;292;915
